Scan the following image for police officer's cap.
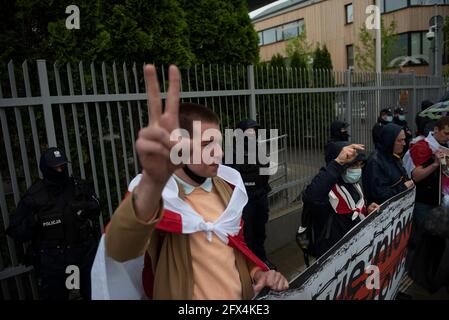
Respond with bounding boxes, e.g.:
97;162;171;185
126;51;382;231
394;107;407;115
42;147;69;167
380;108;393;115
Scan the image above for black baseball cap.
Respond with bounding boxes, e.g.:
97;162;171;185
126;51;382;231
42;147;69;167
394;107;406;115
380;108;393;115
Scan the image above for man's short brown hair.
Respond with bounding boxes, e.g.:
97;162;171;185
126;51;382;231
436;116;449;130
179;102;220;134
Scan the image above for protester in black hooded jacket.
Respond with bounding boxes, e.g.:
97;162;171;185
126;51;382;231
229;119;274;269
7;147;100;300
302;142;379;258
363;124;414;205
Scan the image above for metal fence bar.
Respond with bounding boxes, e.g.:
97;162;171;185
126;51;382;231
102;62;122;203
54;63;73;176
67;63;86;180
112;62;130;186
8;61;39;299
91;63;113;217
132;63;144;131
0;169;25;299
36;60;57;147
123;63;138;176
8;62;32;188
0;249;11;299
79;62;99;195
22;61;41;178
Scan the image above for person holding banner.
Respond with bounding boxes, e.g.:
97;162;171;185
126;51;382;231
405;117;449;294
408;116;449;225
90;65;289;300
363;123;414;206
301;142;379;258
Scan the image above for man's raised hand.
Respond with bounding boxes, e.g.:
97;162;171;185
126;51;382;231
335;144;365;165
134;65;183;221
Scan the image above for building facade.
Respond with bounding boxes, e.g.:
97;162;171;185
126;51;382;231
252;0;449;74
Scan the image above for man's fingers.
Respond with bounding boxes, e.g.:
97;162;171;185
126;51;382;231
253;277;267;294
135;139;171;160
349;144;365;151
144;65;162;126
271;273;289;291
138;127;171;149
165;65;181;123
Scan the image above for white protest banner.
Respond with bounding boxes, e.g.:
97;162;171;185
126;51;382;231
258;187;416;300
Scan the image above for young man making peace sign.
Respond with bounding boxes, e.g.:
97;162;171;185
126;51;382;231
92;65;289;300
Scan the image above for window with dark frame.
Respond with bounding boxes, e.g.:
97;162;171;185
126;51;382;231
345;4;353;24
346;45;354;69
379;0;449;14
258;19;305;46
387;31;440;66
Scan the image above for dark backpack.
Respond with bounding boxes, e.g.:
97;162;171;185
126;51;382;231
296;198;334;267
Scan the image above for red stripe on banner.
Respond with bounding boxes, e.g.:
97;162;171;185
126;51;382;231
334;216;413;300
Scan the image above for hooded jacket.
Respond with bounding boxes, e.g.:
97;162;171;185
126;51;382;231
363;124;409;205
330;121;349;142
325;121;350;157
302;142;367;257
372;117;392;150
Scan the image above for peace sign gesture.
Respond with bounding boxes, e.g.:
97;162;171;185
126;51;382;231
133;65;184;221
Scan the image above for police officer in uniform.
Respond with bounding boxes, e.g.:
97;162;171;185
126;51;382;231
7;147;100;300
230;119;276;269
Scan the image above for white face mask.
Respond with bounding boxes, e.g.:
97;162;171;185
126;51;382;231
386;116;393;122
342;168;362;184
399;115;406;121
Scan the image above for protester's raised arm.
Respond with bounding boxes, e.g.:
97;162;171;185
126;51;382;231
133;65;184;222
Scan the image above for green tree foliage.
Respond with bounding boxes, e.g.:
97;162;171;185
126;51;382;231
0;0;258;66
313;44;333;70
269;53;286;68
180;0;259;65
285;28;314;69
355;19;398;72
290;51;308;70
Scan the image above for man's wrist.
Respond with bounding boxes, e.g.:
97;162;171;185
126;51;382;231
133;172;165;222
